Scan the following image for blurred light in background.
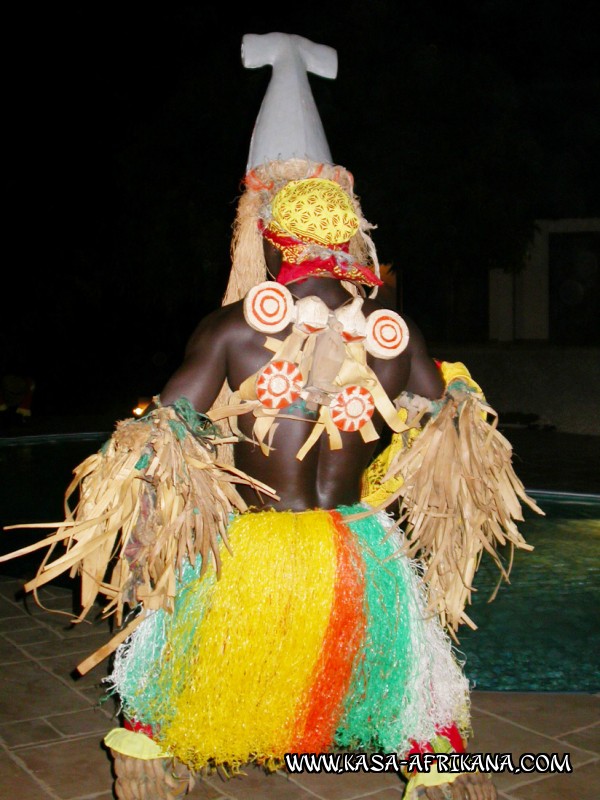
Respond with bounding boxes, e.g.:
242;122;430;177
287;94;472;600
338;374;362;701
132;397;151;417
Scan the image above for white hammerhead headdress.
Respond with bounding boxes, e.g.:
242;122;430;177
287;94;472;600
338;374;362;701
242;33;338;171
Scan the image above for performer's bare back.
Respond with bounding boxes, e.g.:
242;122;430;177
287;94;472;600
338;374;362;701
159;261;443;511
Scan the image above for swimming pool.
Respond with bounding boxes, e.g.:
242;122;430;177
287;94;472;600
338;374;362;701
1;435;599;692
457;489;600;692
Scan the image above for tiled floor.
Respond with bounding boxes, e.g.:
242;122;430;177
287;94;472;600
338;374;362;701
0;575;598;800
1;426;599;799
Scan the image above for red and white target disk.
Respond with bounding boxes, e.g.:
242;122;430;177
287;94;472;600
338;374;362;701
244;281;294;333
256;360;303;409
330;385;375;432
365;309;409;359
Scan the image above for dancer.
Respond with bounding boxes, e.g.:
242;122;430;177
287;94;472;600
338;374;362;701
2;33;540;800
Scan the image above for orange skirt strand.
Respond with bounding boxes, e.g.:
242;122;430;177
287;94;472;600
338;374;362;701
289;510;366;752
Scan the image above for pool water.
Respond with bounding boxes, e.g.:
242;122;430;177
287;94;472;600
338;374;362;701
1;436;599;692
457;490;600;692
0;434;110;579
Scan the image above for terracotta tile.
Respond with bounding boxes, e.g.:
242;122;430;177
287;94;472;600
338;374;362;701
188;777;232;798
560;722;600;756
19;608;83;632
21;592;78;615
468;706;593;792
79;686;120;719
507;758;600;800
24;590;105;615
287;767;402;799
0;614;40;632
37;585;75;601
43;651;112;691
28;611;114;639
13;609;72;632
0;595;24;617
0;660;90;724
6;624;62;645
0;752;54;797
0;578;28;599
471;691;600;737
0;634;29;664
4;584;68;602
0;717;62;748
16;734;114;798
206;765;320;798
47;707;114;736
22;630;110;659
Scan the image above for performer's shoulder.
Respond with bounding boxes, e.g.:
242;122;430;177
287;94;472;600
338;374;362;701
183;300;250;351
195;300;245;332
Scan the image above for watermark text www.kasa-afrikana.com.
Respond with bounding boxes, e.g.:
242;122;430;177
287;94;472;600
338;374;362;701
284;751;573;775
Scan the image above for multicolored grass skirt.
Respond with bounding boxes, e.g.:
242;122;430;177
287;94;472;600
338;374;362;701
107;505;470;772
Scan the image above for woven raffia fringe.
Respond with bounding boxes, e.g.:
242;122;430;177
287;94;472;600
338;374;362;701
111;751;194;800
380;389;542;638
1;400;277;672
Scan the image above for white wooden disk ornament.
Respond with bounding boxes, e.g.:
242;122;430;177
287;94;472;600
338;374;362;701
365;309;409;359
255;360;303;409
330;385;375;432
334;297;367;343
294;296;330;334
244;282;295;333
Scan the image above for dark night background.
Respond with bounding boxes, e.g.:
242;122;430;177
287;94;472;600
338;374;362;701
3;1;599;422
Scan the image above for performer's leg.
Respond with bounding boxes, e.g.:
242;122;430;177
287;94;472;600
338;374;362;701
111;750;195;800
404;767;497;799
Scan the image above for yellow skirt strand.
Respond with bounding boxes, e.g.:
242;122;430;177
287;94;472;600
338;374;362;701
159;509;337;771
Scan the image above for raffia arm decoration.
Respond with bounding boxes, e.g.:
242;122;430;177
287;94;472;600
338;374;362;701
2;397;277;632
380;384;543;639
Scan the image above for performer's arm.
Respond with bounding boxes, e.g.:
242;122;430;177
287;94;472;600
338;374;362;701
157;307;232;412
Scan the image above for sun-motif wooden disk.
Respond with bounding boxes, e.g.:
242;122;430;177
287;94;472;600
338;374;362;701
255;360;303;409
330;385;375;431
365;309;409;359
244;281;295;333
